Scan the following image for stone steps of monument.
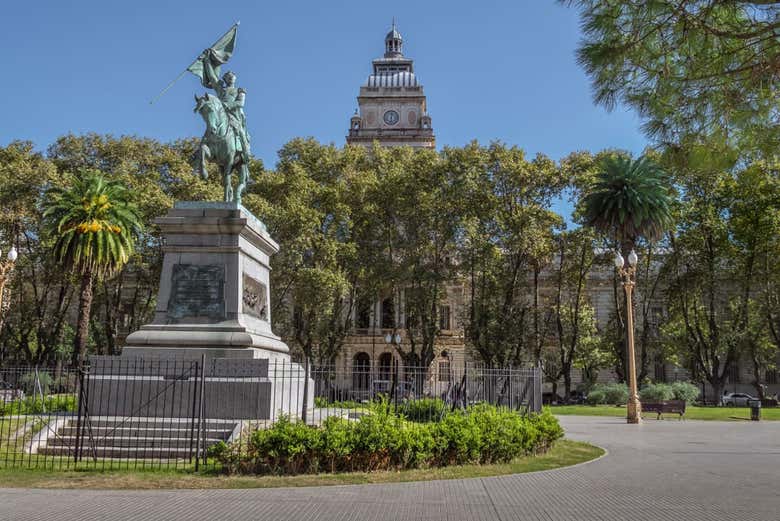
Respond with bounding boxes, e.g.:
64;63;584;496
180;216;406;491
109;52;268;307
45;435;227;449
37;445;210;459
57;426;234;439
82;418;235;430
37;418;238;460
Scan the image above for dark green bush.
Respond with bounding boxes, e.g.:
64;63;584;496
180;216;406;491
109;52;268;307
396;398;448;422
586;383;628;405
212;403;563;475
670;381;700;403
639;383;675;402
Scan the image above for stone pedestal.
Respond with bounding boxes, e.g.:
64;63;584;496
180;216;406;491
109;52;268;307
99;202;313;420
125;202;289;361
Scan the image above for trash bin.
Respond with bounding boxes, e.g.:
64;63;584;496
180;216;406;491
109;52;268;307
747;399;761;421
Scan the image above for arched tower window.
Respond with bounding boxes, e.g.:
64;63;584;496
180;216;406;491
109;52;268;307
353;352;371;391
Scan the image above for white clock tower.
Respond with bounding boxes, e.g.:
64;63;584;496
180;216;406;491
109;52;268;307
346;23;435;148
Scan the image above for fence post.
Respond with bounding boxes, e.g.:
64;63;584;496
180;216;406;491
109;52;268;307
188;360;199;464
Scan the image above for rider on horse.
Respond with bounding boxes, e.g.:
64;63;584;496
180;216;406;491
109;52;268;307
198;48;251;164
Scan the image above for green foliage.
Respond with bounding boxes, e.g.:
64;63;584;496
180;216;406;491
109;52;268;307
581;155;673;245
396;398;448;422
211;404;563;475
585;383;628;405
639;383;675;402
43;171;143;279
456;142;565;366
566;1;780;150
0;395;77;416
669;382;701;404
19;371;54;395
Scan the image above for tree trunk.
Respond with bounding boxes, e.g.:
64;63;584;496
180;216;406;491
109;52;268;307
710;378;725;407
563;367;572;401
751;358;765;400
72;270;94;367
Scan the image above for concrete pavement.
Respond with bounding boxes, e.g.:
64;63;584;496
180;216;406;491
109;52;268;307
1;416;778;520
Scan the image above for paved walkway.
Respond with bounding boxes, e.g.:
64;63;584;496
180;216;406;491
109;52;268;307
1;416;778;520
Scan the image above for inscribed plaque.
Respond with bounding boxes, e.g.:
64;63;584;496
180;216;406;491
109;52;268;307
167;264;225;322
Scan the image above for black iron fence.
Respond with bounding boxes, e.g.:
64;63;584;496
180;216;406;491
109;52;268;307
0;358;541;470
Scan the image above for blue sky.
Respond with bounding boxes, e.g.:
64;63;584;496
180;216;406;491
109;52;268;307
2;1;646;168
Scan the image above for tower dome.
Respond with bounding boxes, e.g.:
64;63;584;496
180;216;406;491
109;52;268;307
384;20;403;57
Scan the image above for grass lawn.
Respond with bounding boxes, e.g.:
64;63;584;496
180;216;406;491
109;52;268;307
0;439;602;489
551;404;780;421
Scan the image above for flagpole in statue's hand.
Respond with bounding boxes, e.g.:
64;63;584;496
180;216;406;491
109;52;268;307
149;22;240;105
149;70;189;105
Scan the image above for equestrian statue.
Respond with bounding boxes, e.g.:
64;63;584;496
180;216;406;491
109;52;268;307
152;23;251;204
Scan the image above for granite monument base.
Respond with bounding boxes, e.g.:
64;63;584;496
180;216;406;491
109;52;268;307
101;202;313;420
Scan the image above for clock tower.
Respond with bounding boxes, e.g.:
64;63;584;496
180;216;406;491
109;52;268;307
347;23;435;148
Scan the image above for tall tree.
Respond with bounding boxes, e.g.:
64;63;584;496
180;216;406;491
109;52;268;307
580;154;673;389
43;172;142;364
367;145;459;368
566;1;780;150
456;142;563;366
0;142;72;364
549;228;598;399
662;143;777;400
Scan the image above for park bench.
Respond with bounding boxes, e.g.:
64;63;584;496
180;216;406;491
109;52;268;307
642;400;686;420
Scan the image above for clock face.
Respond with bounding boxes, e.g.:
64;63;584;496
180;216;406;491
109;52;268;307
383;110;399;126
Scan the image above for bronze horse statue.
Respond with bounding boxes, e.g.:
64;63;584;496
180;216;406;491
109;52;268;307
193;93;249;204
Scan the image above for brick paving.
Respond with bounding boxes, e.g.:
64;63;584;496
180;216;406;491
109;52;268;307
1;416;778;520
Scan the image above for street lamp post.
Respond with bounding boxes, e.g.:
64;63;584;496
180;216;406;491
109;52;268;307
615;249;641;424
0;245;19;330
384;332;402;404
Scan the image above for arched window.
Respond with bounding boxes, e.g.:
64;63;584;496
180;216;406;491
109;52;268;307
353;352;371;391
378;352;395;381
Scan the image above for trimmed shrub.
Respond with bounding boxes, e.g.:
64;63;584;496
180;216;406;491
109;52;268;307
639;383;675;402
396;398;448;422
212;403;564;475
586;383;628;405
670;381;700;404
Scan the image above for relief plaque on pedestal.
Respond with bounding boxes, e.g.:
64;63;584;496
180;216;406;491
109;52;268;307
242;274;268;321
167;264;225;323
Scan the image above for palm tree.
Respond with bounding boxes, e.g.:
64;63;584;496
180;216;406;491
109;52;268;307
581;154;672;423
581;155;672;254
43;172;142;365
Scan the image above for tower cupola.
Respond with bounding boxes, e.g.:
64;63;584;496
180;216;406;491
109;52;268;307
384;20;403;57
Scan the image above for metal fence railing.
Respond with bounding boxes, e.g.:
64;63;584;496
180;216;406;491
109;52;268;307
0;359;541;470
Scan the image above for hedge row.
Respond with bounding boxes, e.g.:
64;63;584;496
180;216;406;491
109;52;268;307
585;381;700;405
209;403;564;475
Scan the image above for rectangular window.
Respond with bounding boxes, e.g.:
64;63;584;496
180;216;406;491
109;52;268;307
355;295;372;329
439;305;451;331
766;369;778;385
438;361;451;382
381;297;395;330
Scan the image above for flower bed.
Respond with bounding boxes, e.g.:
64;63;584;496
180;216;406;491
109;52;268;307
209;403;564;475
